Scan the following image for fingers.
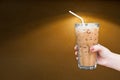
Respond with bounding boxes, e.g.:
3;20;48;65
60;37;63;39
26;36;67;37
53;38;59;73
76;57;78;60
75;51;78;60
75;51;78;55
74;45;78;51
74;45;78;60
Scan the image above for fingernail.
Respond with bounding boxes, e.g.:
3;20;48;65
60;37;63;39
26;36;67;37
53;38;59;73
90;47;94;51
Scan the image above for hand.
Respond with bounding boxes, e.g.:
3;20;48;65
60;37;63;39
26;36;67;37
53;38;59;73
74;44;112;66
74;44;120;71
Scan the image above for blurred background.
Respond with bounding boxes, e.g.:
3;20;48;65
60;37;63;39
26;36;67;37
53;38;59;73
0;0;120;80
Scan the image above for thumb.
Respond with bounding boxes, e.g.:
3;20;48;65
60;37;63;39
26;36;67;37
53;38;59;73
90;44;103;53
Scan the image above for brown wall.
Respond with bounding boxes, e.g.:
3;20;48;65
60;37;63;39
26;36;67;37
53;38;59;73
0;0;120;80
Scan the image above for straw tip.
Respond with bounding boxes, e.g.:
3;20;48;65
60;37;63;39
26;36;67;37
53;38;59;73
69;11;72;13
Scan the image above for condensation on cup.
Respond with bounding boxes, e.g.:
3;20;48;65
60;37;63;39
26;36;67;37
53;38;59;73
75;23;99;70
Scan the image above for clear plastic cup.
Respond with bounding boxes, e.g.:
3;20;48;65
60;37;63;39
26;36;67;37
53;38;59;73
75;23;99;70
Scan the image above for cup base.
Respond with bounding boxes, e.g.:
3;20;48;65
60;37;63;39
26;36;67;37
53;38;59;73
78;64;97;70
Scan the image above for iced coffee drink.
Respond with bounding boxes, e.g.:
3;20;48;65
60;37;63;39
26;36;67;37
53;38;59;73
75;23;99;70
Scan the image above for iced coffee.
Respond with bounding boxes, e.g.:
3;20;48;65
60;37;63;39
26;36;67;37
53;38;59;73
75;23;99;70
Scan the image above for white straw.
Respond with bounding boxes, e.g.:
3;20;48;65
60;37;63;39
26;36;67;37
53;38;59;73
69;11;85;26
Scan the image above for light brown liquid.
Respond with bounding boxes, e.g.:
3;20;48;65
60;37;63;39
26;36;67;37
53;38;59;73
76;25;99;66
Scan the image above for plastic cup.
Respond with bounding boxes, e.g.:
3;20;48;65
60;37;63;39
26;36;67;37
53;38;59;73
75;23;99;70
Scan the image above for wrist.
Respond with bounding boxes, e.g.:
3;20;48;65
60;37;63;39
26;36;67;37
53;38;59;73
105;52;120;71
